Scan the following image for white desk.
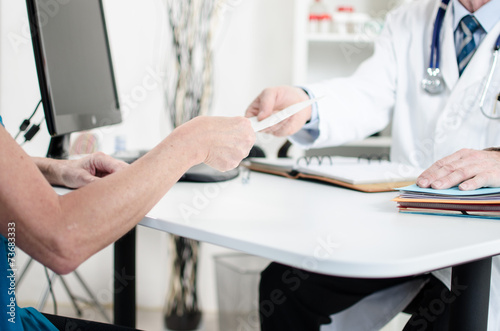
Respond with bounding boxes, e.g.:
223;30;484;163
65;171;492;330
135;171;500;330
141;171;500;278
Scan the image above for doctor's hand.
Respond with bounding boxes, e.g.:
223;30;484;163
245;86;312;137
416;148;500;191
34;153;129;189
174;116;256;172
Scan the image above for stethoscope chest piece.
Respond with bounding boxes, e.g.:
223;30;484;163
422;68;445;94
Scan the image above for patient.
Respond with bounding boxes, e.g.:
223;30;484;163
0;114;255;330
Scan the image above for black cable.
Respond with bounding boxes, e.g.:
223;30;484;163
27;100;42;120
44;267;58;315
14;100;42;140
20;117;45;146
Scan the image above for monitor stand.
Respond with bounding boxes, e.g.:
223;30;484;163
46;134;70;159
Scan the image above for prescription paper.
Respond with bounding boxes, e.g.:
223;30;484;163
249;97;323;132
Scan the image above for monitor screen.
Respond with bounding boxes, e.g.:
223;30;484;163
26;0;121;137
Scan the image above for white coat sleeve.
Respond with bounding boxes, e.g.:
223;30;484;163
290;12;399;149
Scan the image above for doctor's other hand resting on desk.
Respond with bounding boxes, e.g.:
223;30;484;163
246;0;500;330
417;148;500;191
0;115;254;331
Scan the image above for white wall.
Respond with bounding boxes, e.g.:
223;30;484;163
0;0;49;156
0;0;294;314
212;0;296;157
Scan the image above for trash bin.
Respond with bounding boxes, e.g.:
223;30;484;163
214;253;271;331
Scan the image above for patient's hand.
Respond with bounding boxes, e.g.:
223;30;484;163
35;153;128;188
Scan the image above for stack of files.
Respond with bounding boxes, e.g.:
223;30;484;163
246;156;423;193
394;184;500;218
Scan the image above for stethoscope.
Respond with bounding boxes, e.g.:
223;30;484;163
421;0;500;118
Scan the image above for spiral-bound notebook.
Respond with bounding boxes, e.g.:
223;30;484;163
246;156;424;192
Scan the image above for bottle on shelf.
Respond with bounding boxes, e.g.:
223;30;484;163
308;0;332;34
332;6;373;36
332;6;354;35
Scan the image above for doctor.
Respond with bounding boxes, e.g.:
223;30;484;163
246;0;500;330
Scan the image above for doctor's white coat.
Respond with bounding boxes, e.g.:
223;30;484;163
291;0;500;329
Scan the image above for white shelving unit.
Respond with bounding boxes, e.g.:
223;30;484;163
293;0;410;84
293;0;408;155
306;33;376;43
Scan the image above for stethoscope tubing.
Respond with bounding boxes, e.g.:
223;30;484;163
479;48;499;119
429;0;450;70
425;0;500;110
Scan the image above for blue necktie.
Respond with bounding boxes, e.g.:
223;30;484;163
457;15;481;76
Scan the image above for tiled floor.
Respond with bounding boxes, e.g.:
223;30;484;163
29;304;409;331
32;304;219;331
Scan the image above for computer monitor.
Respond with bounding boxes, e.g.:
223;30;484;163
26;0;121;158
